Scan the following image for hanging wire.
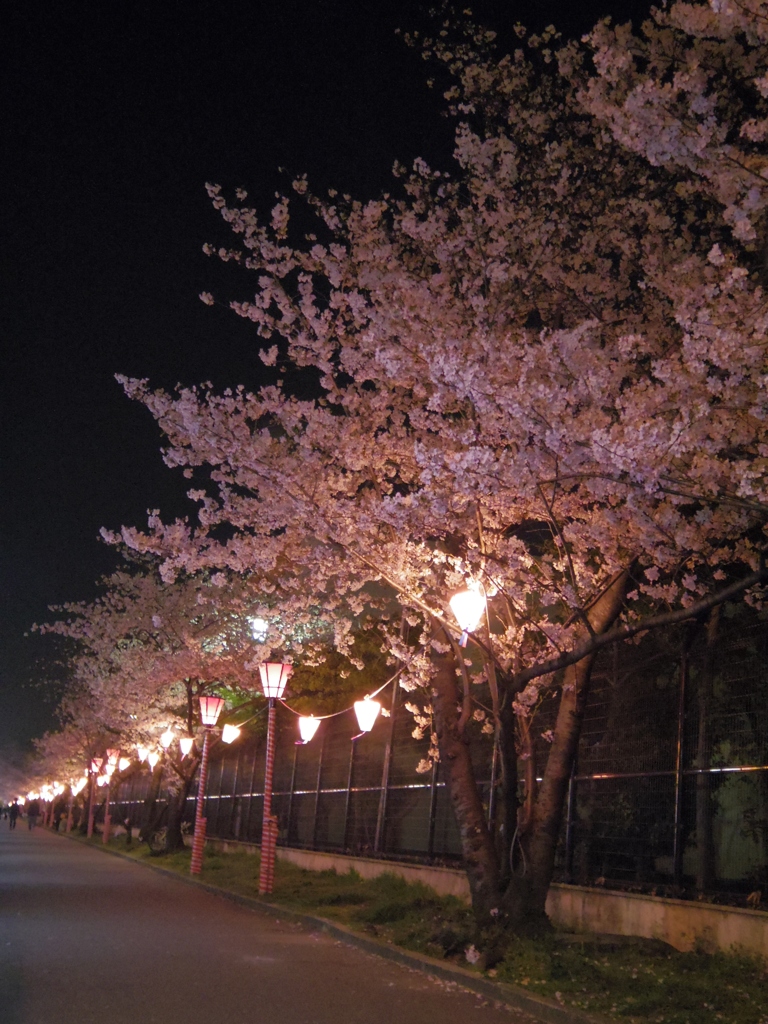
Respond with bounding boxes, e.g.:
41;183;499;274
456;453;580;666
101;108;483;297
278;667;403;720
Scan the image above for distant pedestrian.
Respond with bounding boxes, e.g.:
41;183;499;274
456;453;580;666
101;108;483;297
27;798;40;829
9;801;19;830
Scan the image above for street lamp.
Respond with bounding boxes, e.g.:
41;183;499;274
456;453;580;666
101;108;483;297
258;662;292;895
449;585;486;647
190;694;225;875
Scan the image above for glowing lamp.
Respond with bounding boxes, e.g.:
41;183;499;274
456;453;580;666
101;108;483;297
259;662;292;699
449;586;486;647
354;697;381;733
104;749;120;776
118;758;130;772
221;724;241;744
72;776;88;796
147;751;160;769
249;616;268;642
298;716;320;744
199;695;225;727
159;729;174;749
179;737;194;758
90;757;103;774
97;775;109;787
137;746;149;762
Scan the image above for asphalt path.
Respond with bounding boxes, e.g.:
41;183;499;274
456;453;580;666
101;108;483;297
0;824;529;1024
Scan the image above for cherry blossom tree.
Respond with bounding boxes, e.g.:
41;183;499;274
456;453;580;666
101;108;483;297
39;566;273;850
110;2;768;941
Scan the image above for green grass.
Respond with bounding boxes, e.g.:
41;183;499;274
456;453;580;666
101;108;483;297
78;833;768;1024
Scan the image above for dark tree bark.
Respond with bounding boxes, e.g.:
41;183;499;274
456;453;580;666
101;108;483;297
139;762;165;843
430;620;501;925
503;570;629;931
165;759;200;853
430;571;629;945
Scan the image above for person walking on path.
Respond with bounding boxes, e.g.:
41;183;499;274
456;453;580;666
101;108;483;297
26;797;40;829
8;800;19;830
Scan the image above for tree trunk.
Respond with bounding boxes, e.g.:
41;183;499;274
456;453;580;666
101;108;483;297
139;762;165;842
165;762;199;853
430;620;501;925
503;570;629;932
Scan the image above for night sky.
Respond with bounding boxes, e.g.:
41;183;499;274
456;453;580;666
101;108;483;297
1;0;651;758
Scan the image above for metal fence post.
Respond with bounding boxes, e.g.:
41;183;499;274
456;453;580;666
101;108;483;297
244;742;258;841
311;730;326;849
374;679;398;853
342;739;355;851
427;759;439;858
211;754;226;837
286;743;298;845
673;629;690;887
229;748;242;838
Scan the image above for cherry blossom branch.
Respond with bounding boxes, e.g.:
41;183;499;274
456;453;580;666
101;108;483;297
511;566;768;691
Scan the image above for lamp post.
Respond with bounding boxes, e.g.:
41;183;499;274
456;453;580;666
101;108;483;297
258;662;292;895
190;694;225;875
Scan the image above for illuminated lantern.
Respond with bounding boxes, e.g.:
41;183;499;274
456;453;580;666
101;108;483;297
137;746;149;762
258;662;292;699
147;751;160;769
249;617;268;642
118;758;130;772
179;737;194;758
97;775;109;787
90;757;104;774
449;586;486;647
354;697;381;733
199;695;225;728
159;729;174;749
298;716;320;744
221;724;241;744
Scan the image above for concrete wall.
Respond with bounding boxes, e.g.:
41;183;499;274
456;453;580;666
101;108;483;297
201;838;768;960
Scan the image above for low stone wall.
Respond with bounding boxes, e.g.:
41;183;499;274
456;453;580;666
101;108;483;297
549;884;768;960
200;838;768;960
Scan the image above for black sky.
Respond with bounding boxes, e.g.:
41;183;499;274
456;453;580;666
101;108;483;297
1;0;652;758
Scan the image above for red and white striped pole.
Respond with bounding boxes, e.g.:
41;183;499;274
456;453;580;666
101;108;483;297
102;780;112;844
190;729;211;875
87;773;96;838
259;699;278;895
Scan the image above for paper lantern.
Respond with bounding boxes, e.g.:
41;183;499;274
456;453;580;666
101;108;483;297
179;737;194;758
354;697;381;733
221;724;241;744
199;695;225;727
258;662;292;699
298;716;320;743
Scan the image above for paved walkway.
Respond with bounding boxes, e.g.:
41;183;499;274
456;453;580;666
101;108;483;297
0;824;527;1024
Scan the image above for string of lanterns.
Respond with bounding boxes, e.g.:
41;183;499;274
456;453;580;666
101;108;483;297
38;584;490;854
